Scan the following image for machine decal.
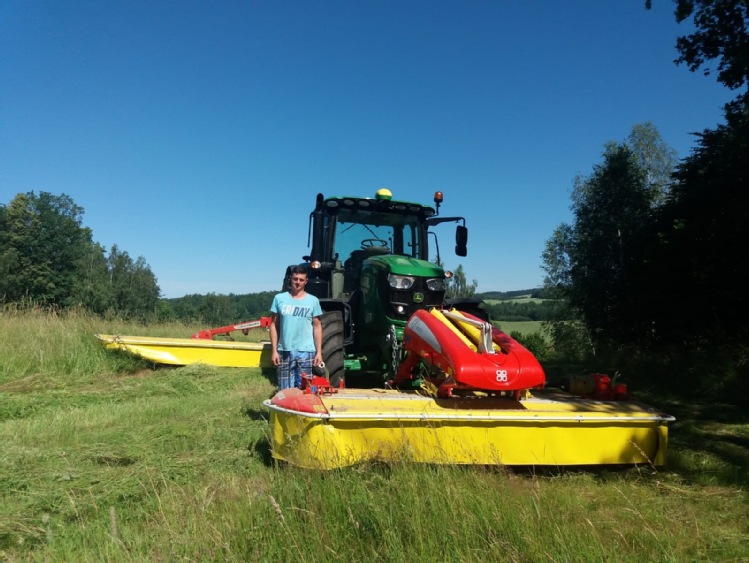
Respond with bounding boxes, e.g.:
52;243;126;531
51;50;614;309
407;316;442;354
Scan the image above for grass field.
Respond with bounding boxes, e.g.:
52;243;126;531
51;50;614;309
492;320;544;336
483;297;546;305
1;308;748;560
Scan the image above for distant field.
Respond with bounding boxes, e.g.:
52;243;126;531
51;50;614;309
492;320;544;335
484;297;546;305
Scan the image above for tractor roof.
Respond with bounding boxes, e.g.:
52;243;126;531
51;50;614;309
322;189;436;218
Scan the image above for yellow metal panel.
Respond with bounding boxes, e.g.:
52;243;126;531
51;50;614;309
96;334;272;368
265;389;674;469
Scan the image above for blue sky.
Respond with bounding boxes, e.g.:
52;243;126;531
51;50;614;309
1;1;732;298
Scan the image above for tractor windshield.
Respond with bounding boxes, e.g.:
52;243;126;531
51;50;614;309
330;209;424;263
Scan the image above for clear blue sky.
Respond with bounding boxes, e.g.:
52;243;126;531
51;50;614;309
1;1;732;298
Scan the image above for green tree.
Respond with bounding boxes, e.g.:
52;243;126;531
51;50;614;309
571;145;650;343
236;291;275;319
542;124;676;347
0;192;93;306
107;245;161;319
1;191;161;317
627;122;678;207
70;242;113;314
672;0;749;108
541;224;574;293
198;293;236;326
638;0;749;346
0;204;17;301
652;109;749;344
445;264;477;299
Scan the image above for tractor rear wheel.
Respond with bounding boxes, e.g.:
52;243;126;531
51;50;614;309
321;311;345;387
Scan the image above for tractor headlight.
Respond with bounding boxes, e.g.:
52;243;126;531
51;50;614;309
426;278;444;291
388;274;415;289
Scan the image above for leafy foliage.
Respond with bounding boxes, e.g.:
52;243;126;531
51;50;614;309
673;0;749;95
649;106;749;345
0;192;91;305
509;330;550;359
444;264;477;299
162;291;277;324
106;245;161;318
542;4;749;389
542;127;675;348
643;0;749;347
482;299;561;322
1;192;161;319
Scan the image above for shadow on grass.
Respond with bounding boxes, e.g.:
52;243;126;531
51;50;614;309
248;436;274;467
544;373;749;489
242;405;275;467
643;397;749;488
668;430;749;488
503;464;660;485
243;406;268;421
260;368;277;387
649;396;749;426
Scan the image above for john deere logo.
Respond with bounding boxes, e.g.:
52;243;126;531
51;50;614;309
413;292;424;303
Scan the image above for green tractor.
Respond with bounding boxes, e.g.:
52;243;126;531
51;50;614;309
281;188;483;386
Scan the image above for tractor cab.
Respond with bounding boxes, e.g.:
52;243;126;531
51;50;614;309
282;188;468;378
301;189;466;296
321;190;432;294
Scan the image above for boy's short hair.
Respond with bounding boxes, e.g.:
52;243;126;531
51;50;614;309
290;265;309;277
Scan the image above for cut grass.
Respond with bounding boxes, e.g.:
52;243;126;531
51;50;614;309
1;310;748;560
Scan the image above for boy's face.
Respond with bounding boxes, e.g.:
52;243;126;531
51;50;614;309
290;272;308;295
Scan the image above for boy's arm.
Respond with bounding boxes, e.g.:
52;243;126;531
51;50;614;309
270;314;281;366
312;316;323;366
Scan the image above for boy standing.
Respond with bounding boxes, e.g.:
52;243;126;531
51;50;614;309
269;266;323;390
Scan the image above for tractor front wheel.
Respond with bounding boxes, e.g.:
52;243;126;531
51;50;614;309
321;311;345;387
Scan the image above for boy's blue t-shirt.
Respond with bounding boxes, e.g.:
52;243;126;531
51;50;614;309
270;292;323;352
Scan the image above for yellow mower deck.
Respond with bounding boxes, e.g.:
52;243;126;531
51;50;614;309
264;388;674;469
96;334;273;368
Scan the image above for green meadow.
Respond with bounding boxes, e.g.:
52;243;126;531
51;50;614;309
493;320;544;336
1;308;748;561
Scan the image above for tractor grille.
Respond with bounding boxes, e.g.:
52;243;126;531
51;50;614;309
386;277;444;320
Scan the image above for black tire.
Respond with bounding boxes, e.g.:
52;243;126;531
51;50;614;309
321;311;345;387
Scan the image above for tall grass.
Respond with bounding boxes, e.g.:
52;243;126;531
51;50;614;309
1;310;748;560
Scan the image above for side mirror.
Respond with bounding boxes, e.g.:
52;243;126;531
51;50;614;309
455;225;468;257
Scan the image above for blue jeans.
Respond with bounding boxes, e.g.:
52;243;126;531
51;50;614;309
277;350;314;390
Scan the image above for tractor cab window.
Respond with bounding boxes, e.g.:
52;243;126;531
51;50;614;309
335;222;391;260
332;214;420;263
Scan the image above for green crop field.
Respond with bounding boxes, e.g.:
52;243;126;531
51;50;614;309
492;320;544;336
1;308;748;561
483;297;546;305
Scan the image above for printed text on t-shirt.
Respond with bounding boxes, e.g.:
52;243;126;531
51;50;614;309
281;305;312;316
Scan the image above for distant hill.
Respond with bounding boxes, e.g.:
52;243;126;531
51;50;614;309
476;288;559;322
476;288;550;300
160;287;554;325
